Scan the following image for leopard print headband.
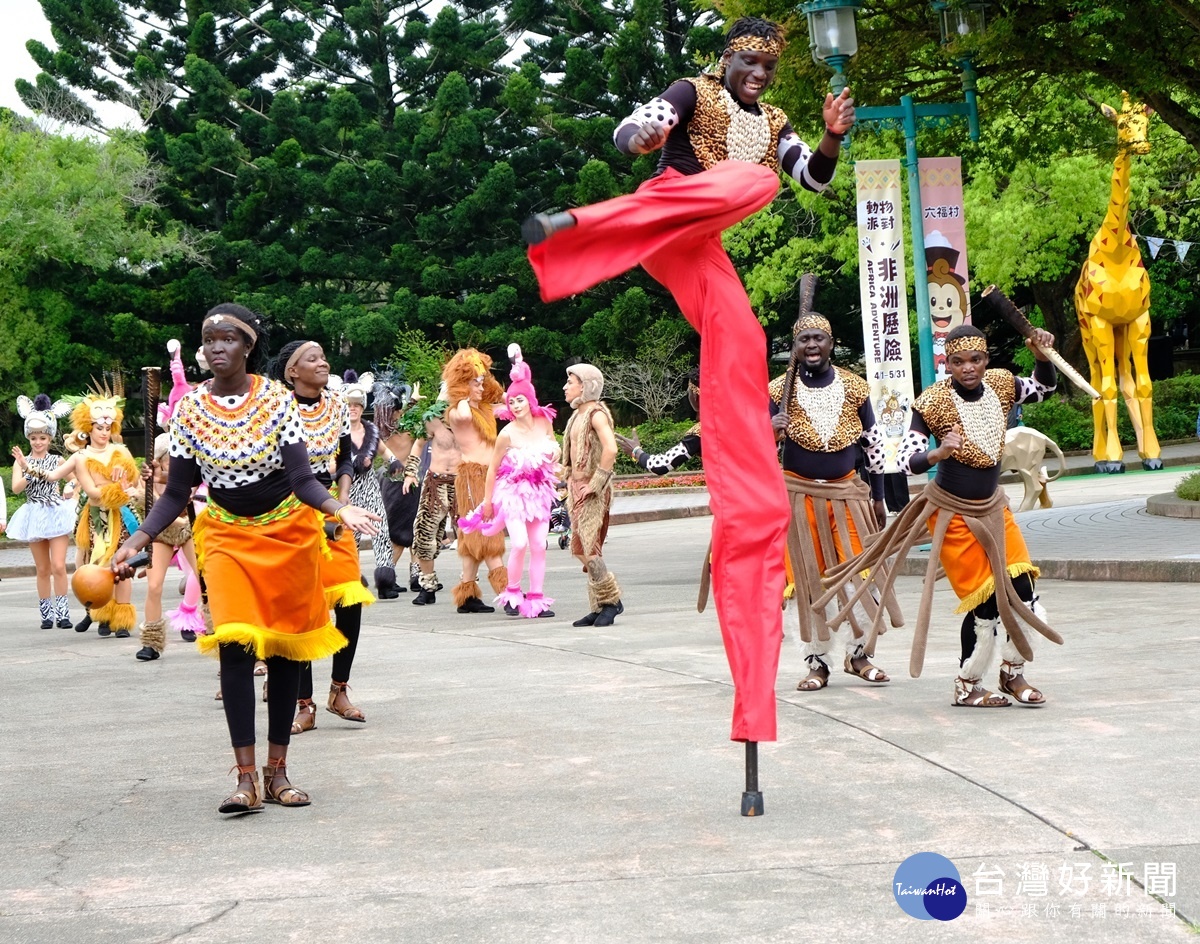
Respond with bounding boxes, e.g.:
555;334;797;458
726;34;786;58
945;335;988;356
795;313;833;337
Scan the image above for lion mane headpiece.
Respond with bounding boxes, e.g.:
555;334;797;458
66;374;126;453
443;348;504;441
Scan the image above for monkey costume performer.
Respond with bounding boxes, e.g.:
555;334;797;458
443;349;509;613
561;364;623;627
524;16;854;742
814;325;1063;708
769;311;902;692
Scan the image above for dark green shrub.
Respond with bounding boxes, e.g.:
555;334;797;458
1176;471;1200;501
1023;373;1200;450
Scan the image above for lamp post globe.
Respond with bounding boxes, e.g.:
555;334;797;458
800;0;862;95
933;0;988;44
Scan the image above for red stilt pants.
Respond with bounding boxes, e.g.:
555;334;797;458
528;161;789;741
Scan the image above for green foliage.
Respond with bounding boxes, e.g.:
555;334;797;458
1175;471;1200;502
0;119;194;453
612;419;702;476
389;330;451;397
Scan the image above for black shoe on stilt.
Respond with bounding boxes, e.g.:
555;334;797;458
75;614;93;633
97;623;112;637
412;589;436;606
572;611;600;627
135;647;160;661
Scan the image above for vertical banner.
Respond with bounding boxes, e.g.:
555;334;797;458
856;160;915;474
919;156;972;380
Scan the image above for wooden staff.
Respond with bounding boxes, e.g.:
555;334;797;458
977;285;1100;399
142;366;161;517
781;273;819;411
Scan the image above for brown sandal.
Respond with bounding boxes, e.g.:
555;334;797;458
998;661;1045;706
796;659;830;692
953;676;1011;708
844;653;890;684
326;681;366;723
291;699;317;734
218;764;263;814
262;757;311;807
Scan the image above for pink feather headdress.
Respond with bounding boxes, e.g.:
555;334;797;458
496;343;555;421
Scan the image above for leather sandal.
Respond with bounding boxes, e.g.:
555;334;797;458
326;681;366;723
262;757;311;807
998;661;1045;706
291;699;317;734
218;764;263;814
953;676;1011;708
253;660;268;676
796;660;830;692
844;653;889;684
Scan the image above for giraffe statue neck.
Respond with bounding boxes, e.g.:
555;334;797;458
1100;150;1131;243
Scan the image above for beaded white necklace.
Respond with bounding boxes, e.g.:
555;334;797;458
720;87;770;164
952;384;1005;462
795;371;846;447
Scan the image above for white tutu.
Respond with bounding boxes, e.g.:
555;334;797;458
6;501;76;542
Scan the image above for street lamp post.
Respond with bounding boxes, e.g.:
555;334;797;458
801;0;986;391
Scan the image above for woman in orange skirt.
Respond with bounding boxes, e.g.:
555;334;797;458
270;341;376;736
112;305;378;815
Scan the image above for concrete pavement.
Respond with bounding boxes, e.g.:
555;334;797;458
0;504;1198;942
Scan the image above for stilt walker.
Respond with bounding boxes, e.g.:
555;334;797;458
524;16;855;811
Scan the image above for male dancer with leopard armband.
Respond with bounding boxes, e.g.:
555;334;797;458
814;324;1064;708
769;310;903;693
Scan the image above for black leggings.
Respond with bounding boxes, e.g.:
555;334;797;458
219;645;302;748
298;604;362;700
960;573;1036;662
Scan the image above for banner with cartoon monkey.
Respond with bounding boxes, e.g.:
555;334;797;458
918;157;972;380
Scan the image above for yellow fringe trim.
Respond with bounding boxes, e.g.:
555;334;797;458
196;621;346;661
954;562;1041;614
192;506;211;574
89;599;117;623
108;602;137;632
315;509;333;560
325;580;376;610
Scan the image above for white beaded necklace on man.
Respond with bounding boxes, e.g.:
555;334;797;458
720;87;770;163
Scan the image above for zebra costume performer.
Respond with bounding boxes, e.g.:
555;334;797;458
343;371;397;598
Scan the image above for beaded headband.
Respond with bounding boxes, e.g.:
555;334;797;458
795;313;833;337
285;341;321;377
945;335;988;356
203;313;258;345
726;34;786;57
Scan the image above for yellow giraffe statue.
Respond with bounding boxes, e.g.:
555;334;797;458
1075;92;1162;474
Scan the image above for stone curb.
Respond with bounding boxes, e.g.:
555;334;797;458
1145;492;1200;519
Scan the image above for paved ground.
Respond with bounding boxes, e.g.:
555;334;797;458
0;497;1197;942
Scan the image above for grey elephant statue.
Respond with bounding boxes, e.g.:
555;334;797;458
1001;427;1066;511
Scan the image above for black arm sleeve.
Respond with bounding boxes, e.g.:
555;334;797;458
356;423;380;475
283;441;337;511
1033;358;1057;389
334;433;354;484
615;81;697;154
137;455;200;540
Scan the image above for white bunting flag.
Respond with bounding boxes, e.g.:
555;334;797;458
1146;236;1164;258
1177;241;1192;262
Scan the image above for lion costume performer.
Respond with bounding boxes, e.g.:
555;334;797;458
443;348;509;613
